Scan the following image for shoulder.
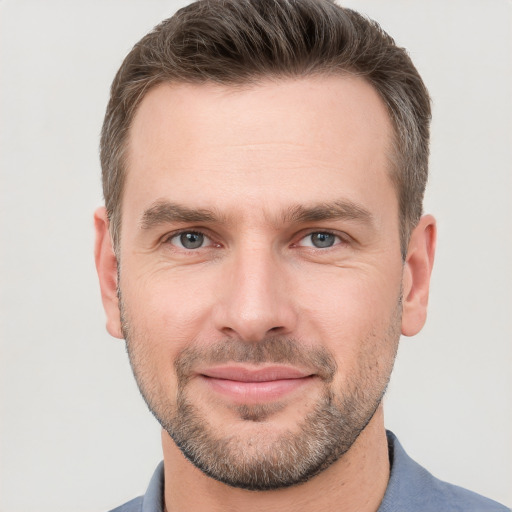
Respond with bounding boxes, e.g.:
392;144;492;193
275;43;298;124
380;431;510;512
107;461;164;512
406;465;509;512
108;496;143;512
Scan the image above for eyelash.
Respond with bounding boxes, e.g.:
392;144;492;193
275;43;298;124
164;230;218;250
163;229;348;251
295;230;345;249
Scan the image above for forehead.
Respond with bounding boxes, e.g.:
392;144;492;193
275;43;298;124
123;76;396;224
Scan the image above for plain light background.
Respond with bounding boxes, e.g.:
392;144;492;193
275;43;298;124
1;1;511;511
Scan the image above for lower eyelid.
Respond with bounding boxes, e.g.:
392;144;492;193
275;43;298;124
297;232;342;247
167;231;205;247
163;230;348;250
168;230;226;251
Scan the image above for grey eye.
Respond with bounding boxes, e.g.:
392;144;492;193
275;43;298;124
301;232;338;248
181;232;204;249
311;232;336;248
170;231;206;249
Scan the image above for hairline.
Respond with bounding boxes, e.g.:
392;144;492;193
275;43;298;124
108;72;410;259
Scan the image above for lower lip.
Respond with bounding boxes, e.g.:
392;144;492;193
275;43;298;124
200;375;315;403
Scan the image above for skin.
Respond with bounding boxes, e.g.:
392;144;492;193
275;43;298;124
95;76;436;512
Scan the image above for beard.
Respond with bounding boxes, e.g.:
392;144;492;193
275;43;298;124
121;302;401;491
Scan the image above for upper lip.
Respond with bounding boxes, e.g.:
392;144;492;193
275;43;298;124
198;365;314;382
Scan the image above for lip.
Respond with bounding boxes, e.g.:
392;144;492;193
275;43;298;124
197;365;316;403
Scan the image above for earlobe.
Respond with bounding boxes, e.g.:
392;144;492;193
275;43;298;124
401;214;437;337
94;207;123;339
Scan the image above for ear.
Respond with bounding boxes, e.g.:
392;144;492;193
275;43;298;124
401;214;437;337
94;207;123;339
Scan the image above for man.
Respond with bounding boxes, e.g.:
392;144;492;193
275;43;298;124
93;0;509;511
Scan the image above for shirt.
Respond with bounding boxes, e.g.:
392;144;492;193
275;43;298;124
109;431;510;511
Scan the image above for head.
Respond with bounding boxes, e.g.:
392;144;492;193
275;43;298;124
95;0;436;492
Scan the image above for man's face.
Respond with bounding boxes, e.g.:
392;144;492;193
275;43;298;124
113;76;406;489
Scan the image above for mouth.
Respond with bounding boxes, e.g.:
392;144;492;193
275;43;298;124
197;365;317;403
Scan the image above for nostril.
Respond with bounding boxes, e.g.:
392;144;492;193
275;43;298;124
221;326;237;336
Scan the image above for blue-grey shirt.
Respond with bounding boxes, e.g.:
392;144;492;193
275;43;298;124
110;431;510;511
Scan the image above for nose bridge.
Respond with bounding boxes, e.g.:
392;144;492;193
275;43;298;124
214;239;296;341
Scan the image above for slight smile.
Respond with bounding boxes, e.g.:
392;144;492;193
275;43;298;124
198;365;317;403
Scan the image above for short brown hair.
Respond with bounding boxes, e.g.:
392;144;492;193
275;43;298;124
100;0;431;257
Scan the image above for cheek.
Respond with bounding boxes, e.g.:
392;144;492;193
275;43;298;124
296;267;402;363
299;265;401;326
121;265;218;351
120;274;210;400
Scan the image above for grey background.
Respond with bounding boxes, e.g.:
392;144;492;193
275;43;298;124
1;1;511;510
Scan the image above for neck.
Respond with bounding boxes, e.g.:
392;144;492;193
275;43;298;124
162;407;390;512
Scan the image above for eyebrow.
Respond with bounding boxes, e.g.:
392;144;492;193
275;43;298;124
140;201;220;230
140;199;374;230
282;200;374;226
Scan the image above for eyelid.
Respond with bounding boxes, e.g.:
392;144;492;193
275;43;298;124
160;227;352;250
162;228;219;249
294;229;350;248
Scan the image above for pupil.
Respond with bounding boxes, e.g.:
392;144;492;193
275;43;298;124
180;232;204;249
312;232;335;248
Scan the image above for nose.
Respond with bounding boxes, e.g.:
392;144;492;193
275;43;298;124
213;243;298;342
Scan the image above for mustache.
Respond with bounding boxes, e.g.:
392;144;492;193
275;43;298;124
174;336;337;384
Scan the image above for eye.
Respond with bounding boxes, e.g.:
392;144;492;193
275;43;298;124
168;231;211;250
298;231;341;249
